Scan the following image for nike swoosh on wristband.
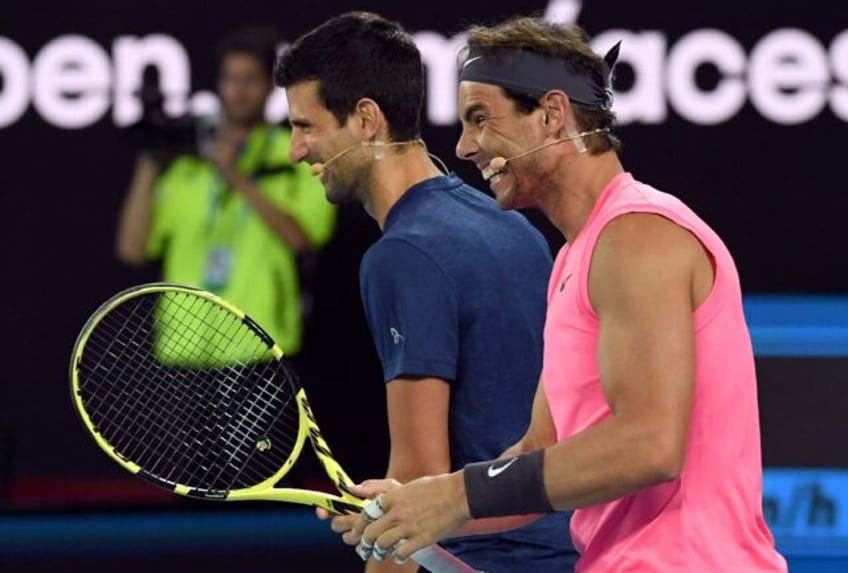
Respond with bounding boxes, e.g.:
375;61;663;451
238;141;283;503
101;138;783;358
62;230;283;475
486;457;518;478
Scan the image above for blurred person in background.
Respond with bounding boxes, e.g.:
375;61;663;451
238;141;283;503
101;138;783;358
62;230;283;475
116;26;335;358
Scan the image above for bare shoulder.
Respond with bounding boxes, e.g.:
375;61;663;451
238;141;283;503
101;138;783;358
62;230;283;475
598;212;704;257
589;212;712;312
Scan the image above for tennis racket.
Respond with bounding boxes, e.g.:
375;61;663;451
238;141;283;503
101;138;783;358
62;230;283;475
70;282;477;572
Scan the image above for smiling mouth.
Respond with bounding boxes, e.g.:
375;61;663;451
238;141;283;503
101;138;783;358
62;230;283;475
481;163;504;182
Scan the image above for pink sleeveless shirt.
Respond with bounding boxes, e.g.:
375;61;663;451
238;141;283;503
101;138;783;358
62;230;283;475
543;173;786;572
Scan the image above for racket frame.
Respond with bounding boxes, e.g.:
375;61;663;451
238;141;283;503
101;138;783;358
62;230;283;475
70;282;362;514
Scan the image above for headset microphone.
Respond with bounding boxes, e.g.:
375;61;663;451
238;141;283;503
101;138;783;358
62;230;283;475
486;127;608;178
309;143;363;177
309;139;425;177
489;156;508;173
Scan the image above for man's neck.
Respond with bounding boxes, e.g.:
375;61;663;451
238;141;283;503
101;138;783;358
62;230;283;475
364;145;445;231
536;151;625;243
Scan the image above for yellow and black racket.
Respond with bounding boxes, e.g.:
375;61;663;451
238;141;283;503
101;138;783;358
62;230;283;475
70;283;476;572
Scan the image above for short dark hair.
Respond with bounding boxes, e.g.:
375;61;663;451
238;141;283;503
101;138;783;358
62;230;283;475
462;17;620;154
218;26;279;78
274;12;424;141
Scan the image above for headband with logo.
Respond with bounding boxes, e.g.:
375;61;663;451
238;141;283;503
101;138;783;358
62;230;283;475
459;42;621;111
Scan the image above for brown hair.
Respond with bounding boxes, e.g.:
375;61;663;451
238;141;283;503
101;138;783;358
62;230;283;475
462;17;620;154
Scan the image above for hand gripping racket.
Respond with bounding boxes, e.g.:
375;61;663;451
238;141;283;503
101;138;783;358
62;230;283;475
70;283;477;572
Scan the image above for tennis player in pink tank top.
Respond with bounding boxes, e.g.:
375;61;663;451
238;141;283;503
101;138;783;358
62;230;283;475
346;16;787;572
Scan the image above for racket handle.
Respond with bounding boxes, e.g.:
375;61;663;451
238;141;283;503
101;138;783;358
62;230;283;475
363;499;480;573
410;545;480;573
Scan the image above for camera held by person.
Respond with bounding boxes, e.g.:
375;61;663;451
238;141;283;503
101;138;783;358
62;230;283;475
124;66;217;168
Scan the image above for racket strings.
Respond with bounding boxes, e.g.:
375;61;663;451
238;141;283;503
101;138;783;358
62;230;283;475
204;364;300;489
83;293;296;488
88;296;208;459
136;298;270;482
77;290;303;492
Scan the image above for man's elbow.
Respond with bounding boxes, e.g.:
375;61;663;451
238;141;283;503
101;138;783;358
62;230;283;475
642;435;686;483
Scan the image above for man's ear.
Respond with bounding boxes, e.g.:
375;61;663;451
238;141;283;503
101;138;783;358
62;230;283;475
539;90;571;135
350;97;384;140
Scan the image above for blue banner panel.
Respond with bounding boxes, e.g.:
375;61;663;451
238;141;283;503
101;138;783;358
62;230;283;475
764;468;848;557
746;296;848;357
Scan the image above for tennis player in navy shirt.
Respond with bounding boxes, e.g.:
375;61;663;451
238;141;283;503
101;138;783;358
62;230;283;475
276;12;577;572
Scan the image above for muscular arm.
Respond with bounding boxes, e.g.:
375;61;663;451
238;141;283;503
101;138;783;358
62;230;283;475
503;377;558;457
366;376;451;573
384;376;452;481
541;212;711;509
115;153;159;264
353;380;559;543
450;378;558;537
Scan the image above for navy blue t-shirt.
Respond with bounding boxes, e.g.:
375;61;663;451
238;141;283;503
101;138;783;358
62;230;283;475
360;174;577;572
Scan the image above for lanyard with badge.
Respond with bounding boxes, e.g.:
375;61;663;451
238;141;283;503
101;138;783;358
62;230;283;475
202;129;273;293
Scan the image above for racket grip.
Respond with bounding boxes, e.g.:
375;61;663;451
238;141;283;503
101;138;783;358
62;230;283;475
410;545;480;573
362;499;479;573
